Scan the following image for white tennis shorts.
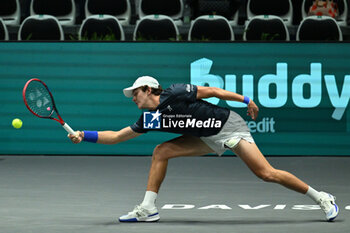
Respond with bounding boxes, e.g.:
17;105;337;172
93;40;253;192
200;111;254;156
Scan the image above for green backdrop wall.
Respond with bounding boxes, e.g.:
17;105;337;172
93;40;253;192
1;42;349;156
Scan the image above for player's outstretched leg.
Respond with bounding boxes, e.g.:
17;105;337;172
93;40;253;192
119;135;214;222
231;139;339;221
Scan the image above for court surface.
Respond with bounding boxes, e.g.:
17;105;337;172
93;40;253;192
0;155;349;233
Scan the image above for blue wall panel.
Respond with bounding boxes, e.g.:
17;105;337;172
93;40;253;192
1;42;349;155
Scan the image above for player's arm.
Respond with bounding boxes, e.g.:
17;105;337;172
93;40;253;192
68;126;142;144
196;86;259;120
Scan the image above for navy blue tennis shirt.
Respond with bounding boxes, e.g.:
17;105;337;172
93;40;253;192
131;84;230;137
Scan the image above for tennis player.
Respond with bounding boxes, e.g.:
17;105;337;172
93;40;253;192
68;76;339;222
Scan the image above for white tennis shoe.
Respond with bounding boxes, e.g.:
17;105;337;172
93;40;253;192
318;191;339;221
119;205;160;222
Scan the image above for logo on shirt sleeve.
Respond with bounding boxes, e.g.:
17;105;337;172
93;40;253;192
186;84;191;92
143;110;162;129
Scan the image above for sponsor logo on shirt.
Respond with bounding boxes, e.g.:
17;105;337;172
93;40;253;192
186;84;191;92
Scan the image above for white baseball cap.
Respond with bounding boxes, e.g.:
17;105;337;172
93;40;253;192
123;76;160;98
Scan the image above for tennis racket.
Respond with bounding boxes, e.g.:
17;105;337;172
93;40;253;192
23;78;77;135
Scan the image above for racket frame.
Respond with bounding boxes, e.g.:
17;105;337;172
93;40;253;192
23;78;76;135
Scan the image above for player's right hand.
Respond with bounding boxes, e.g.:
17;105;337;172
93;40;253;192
68;131;83;144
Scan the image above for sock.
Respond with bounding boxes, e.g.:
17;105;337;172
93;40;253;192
306;186;321;202
141;191;157;209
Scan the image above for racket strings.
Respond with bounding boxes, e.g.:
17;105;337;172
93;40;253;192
25;81;54;118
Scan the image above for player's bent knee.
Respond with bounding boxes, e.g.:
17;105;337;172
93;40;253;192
256;168;278;183
152;143;173;161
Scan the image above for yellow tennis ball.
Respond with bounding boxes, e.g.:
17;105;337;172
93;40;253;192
12;118;23;129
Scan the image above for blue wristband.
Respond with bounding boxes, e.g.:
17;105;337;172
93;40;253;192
243;96;250;105
83;131;98;143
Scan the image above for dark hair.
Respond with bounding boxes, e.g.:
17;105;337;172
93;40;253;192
140;85;163;96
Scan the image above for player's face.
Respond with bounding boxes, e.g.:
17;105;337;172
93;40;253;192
132;87;149;109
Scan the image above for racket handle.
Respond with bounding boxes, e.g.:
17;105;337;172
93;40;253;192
62;123;77;136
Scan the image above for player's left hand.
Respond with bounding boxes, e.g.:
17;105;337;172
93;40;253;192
247;100;259;120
